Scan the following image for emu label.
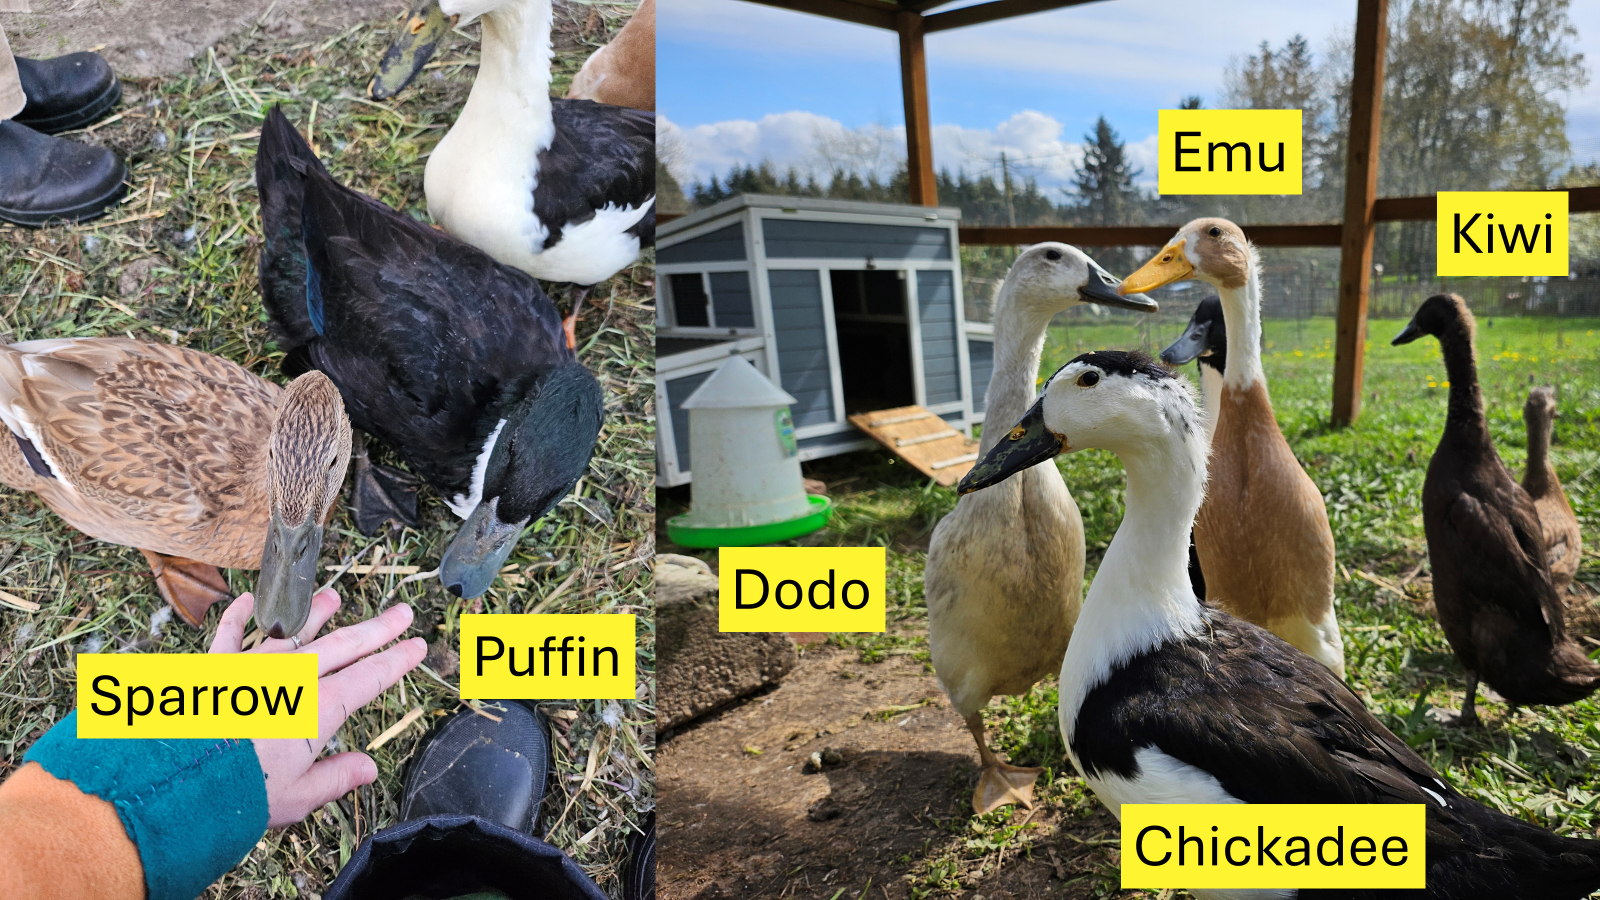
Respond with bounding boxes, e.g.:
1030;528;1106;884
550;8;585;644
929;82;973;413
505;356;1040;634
1120;804;1425;889
77;653;318;738
460;613;636;700
719;547;886;632
1436;191;1568;276
1158;109;1302;196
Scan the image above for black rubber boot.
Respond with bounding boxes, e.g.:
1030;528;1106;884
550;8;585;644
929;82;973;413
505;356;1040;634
12;53;121;134
398;700;552;835
0;121;126;226
623;811;656;900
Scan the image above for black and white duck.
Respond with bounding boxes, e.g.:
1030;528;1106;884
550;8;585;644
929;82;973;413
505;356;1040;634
255;107;603;600
960;348;1600;900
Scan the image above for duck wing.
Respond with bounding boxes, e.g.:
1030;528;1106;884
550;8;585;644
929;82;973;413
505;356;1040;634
535;99;655;250
1074;612;1600;898
257;106;331;350
295;160;571;493
1442;488;1561;629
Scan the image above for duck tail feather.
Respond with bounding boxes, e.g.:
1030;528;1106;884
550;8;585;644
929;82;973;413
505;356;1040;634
256;106;325;352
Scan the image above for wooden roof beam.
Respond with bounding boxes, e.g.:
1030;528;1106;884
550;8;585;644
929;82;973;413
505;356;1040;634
739;0;898;30
924;0;1106;33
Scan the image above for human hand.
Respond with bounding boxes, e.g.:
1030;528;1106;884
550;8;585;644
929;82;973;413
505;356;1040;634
208;590;427;828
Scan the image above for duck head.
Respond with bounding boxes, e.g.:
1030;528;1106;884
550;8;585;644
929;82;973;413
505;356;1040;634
439;362;603;598
1525;385;1560;427
372;0;532;98
1119;218;1251;295
1391;293;1474;347
999;242;1158;316
1160;295;1227;371
959;350;1197;493
256;371;353;639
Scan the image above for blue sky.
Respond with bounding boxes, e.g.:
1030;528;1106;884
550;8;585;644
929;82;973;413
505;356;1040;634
661;0;1600;194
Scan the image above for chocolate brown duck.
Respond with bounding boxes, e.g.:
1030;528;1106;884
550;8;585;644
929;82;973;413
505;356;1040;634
1523;386;1582;591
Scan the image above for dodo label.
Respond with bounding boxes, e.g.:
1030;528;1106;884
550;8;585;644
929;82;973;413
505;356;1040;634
718;547;886;632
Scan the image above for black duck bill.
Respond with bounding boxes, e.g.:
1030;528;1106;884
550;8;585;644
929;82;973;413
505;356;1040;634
958;399;1067;494
439;495;527;599
370;0;457;100
1161;312;1210;365
254;510;324;640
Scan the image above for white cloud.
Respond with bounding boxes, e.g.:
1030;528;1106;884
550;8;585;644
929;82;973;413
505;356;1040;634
663;109;1164;195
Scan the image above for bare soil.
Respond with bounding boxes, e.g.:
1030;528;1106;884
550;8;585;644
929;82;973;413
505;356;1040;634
658;645;1136;900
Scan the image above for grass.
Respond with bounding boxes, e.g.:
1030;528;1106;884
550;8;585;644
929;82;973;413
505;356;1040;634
0;4;654;897
677;311;1600;898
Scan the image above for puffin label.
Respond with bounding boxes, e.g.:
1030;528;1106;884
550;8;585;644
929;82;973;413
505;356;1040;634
77;654;318;738
460;613;637;699
1435;191;1568;276
1121;804;1426;888
1157;109;1302;196
718;547;886;632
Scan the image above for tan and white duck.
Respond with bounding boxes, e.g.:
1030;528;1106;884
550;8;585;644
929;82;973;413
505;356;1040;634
926;244;1155;814
1120;217;1345;677
567;0;653;111
0;339;351;638
1523;386;1582;591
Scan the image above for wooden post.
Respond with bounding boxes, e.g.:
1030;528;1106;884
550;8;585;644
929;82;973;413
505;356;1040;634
897;11;937;206
1332;0;1388;426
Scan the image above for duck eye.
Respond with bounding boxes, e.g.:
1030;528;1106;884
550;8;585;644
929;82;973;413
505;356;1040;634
1160;255;1171;262
1007;425;1027;441
1045;249;1062;261
1077;371;1100;388
1208;226;1222;237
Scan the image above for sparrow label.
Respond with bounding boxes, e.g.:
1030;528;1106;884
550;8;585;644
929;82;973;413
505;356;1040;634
77;653;318;738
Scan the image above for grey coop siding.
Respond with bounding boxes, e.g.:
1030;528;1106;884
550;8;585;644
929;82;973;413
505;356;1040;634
762;219;951;260
658;223;747;264
665;370;713;472
709;271;755;328
967;339;994;414
916;270;961;406
768;270;835;428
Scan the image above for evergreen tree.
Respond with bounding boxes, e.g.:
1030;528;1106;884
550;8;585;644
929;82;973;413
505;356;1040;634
1072;117;1141;271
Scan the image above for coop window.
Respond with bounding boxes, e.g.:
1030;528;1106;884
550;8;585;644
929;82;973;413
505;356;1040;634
669;273;710;327
669;271;756;330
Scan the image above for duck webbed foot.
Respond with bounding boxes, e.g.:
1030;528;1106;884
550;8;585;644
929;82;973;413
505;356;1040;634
351;432;420;536
140;549;231;627
965;711;1042;814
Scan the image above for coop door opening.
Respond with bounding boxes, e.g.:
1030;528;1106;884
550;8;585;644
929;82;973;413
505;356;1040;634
830;269;914;413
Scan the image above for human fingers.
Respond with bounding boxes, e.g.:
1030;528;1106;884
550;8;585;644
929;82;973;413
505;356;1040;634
317;637;428;740
254;589;342;654
208;594;255;654
266;751;378;829
303;603;415;676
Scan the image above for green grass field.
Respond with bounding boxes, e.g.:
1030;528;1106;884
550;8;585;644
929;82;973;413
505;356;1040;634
0;6;653;898
802;312;1600;898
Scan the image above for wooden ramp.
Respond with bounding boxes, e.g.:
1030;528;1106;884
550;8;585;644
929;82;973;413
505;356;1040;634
848;406;979;487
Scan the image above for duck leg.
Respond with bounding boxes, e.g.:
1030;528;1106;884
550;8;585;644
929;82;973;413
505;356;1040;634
350;431;420;536
562;285;590;352
140;549;231;627
1455;672;1481;727
965;711;1041;814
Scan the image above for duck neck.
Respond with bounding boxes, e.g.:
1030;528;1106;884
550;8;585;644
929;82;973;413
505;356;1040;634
1437;324;1487;444
1525;408;1555;491
1216;256;1263;393
979;282;1055;455
459;0;557;153
1062;424;1207;737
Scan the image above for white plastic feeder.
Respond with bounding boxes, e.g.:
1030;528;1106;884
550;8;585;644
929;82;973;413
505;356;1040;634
666;356;831;547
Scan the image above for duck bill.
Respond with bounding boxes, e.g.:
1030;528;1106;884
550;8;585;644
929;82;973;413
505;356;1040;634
1081;261;1158;312
370;0;457;100
958;400;1067;494
1391;321;1424;346
440;495;528;599
1120;242;1194;295
254;510;322;640
1161;317;1210;365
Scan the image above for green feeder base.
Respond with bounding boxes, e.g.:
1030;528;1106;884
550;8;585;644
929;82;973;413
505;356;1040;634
667;495;832;548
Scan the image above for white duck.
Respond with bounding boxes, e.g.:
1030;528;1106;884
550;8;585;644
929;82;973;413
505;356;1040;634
959;350;1600;900
924;244;1155;814
1120;218;1345;677
372;0;654;293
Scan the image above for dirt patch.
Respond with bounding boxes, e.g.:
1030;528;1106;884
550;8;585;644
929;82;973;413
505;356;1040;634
659;646;1136;900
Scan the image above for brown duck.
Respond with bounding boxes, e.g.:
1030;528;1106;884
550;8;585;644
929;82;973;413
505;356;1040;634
1393;295;1599;724
1523;386;1582;591
0;338;352;637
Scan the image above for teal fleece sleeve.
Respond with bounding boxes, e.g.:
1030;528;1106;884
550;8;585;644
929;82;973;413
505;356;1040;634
24;710;269;900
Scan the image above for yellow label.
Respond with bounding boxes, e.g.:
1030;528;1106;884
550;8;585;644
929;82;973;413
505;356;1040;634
1436;191;1568;276
459;614;636;700
1158;109;1302;195
77;654;318;738
1120;804;1426;889
718;547;886;632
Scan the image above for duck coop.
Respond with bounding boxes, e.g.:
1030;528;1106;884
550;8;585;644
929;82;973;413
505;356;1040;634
657;194;995;486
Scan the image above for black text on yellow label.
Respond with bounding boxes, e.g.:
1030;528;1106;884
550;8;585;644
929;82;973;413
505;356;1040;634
459;614;637;700
1158;109;1302;196
77;654;318;739
1436;191;1568;276
1120;804;1425;889
718;547;886;632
